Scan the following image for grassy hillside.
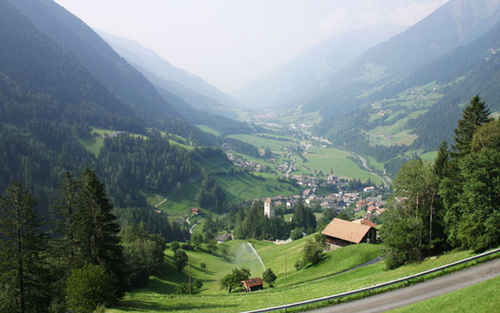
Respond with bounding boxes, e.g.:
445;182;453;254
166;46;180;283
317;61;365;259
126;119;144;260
217;173;300;202
197;125;221;137
253;236;382;286
108;241;485;313
389;276;500;313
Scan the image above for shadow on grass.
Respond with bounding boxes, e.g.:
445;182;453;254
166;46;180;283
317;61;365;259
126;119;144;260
280;256;382;289
116;299;237;312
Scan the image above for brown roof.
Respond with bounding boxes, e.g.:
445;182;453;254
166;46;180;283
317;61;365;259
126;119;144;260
322;218;374;244
241;278;263;288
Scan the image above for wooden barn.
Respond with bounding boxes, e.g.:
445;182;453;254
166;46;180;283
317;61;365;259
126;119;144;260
322;218;377;248
241;278;263;292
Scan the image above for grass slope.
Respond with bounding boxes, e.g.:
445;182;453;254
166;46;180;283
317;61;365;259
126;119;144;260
303;147;382;184
217;173;300;202
388;276;500;313
109;243;482;313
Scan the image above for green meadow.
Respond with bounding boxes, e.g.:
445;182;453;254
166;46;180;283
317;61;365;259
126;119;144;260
108;237;487;313
389;276;500;313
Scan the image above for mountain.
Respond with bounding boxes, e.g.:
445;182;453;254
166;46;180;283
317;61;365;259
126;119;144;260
100;32;237;118
100;32;257;135
0;0;139;131
309;0;500;116
7;0;179;122
0;0;231;215
313;1;500;175
236;25;404;109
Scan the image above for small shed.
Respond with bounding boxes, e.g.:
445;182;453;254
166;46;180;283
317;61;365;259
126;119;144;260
241;278;263;292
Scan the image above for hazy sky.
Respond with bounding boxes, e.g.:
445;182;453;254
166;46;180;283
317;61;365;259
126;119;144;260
54;0;448;94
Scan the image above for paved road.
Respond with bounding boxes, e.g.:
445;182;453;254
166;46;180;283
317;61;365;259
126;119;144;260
305;258;500;313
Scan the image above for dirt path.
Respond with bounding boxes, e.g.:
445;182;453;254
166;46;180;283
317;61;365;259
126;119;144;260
305;258;500;313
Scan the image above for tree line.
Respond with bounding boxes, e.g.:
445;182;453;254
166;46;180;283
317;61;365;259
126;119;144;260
381;96;500;268
0;170;171;313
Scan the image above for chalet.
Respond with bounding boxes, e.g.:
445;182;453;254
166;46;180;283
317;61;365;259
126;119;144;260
322;218;377;248
191;208;200;216
241;278;263;292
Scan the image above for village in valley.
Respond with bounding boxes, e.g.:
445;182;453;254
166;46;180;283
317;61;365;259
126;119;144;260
219;111;388;232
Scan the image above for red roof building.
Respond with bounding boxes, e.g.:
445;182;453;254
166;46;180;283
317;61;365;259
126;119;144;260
241;278;263;292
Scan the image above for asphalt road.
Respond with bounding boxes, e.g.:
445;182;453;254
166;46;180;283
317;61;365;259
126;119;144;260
305;257;500;313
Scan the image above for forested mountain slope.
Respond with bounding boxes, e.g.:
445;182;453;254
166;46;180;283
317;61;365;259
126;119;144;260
318;15;500;176
309;0;500;116
7;0;175;121
0;0;139;131
0;0;234;217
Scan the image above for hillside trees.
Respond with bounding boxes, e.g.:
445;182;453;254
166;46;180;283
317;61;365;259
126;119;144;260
234;201;291;240
120;225;166;288
0;183;49;313
383;96;500;268
220;268;251;293
262;268;277;287
292;199;317;234
65;264;114;313
453;96;492;157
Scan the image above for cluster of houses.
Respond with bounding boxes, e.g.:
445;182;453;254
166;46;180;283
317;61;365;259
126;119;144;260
225;152;270;172
258;180;384;220
355;196;386;219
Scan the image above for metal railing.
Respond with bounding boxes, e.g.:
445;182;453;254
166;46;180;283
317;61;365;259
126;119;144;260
241;247;500;313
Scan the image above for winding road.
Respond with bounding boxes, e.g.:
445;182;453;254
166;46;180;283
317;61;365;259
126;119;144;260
305;258;500;313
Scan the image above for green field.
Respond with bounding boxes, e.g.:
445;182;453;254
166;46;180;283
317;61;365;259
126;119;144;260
197;125;221;137
420;151;438;161
217;172;300;201
303;148;382;184
227;133;296;155
254;239;382;286
389;276;500;313
108;239;486;313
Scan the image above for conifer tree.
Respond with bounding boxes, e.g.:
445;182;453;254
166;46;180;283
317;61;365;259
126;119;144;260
453;95;492;157
0;183;48;313
77;169;125;293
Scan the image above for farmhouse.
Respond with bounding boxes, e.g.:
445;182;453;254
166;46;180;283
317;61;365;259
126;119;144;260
322;218;377;248
241;278;263;292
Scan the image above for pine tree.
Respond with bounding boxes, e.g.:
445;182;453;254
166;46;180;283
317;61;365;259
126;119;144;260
434;141;450;179
0;183;48;313
453;95;492;157
77;169;125;293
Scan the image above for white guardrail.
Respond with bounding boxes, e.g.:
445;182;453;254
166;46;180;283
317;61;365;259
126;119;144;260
241;247;500;313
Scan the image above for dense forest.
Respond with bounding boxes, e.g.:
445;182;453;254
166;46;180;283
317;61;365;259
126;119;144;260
0;170;171;313
381;96;500;268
